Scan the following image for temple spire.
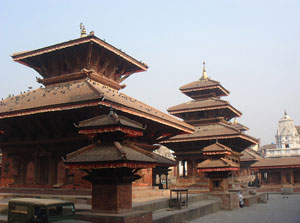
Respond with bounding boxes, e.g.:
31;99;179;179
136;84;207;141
284;109;287;116
200;61;208;80
80;23;87;37
234;118;238;124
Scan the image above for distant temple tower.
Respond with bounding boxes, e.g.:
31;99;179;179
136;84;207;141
275;111;300;149
162;62;258;192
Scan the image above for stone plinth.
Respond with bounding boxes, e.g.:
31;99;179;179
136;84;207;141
92;182;132;213
82;168;141;214
209;192;239;210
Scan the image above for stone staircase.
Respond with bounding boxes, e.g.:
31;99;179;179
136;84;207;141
132;186;169;199
172;177;210;193
134;193;221;223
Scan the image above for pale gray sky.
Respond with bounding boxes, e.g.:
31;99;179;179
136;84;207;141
0;0;299;145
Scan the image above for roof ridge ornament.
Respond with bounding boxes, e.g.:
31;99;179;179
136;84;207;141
233;118;238;124
284;109;287;116
200;61;208;80
80;23;87;38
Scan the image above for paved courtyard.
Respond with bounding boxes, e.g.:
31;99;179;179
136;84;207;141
189;194;300;223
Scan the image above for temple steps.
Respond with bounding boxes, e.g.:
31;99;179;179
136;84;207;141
132;186;169;199
171;177;210;192
133;193;221;223
170;185;210;194
151;194;221;223
133;194;207;212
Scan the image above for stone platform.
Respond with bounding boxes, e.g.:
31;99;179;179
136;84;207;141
210;187;268;210
0;187;269;222
0;192;221;223
152;194;221;223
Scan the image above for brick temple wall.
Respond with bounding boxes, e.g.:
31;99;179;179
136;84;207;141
1;151;153;190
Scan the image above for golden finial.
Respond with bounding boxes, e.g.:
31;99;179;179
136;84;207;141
233;118;238;124
200;61;208;80
80;23;87;38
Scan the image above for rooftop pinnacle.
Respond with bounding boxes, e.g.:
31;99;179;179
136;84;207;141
200;61;208;80
80;23;87;37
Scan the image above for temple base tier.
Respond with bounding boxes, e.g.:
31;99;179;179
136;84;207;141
82;168;141;213
76;209;152;223
76;168;152;223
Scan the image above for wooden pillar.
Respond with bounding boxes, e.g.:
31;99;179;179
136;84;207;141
19;159;26;185
48;155;51;185
187;160;196;177
281;170;286;184
26;161;35;185
289;169;294;185
176;160;180;179
262;171;266;184
34;154;37;185
166;174;168;189
183;160;186;177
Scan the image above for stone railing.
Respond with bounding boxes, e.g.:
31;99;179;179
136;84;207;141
265;148;300;158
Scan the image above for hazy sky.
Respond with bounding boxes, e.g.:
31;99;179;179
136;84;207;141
0;0;299;145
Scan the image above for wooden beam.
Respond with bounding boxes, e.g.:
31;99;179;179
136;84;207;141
86;42;93;69
0;135;88;146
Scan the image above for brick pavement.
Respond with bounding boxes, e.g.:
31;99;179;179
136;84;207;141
188;194;300;223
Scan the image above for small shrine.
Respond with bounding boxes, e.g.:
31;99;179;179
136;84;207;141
197;142;240;191
64;111;157;220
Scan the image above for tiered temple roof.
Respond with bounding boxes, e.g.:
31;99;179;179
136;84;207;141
197;158;239;172
197;143;240;172
179;78;229;99
12;35;148;89
0;34;194;148
162;62;257;153
161;62;257;190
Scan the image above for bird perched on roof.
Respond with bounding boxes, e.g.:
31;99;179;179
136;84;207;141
109;108;120;123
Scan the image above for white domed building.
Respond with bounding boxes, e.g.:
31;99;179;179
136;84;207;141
265;111;300;158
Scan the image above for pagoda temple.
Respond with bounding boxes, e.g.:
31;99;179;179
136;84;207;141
0;29;193;192
0;27;197;222
161;62;258;192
